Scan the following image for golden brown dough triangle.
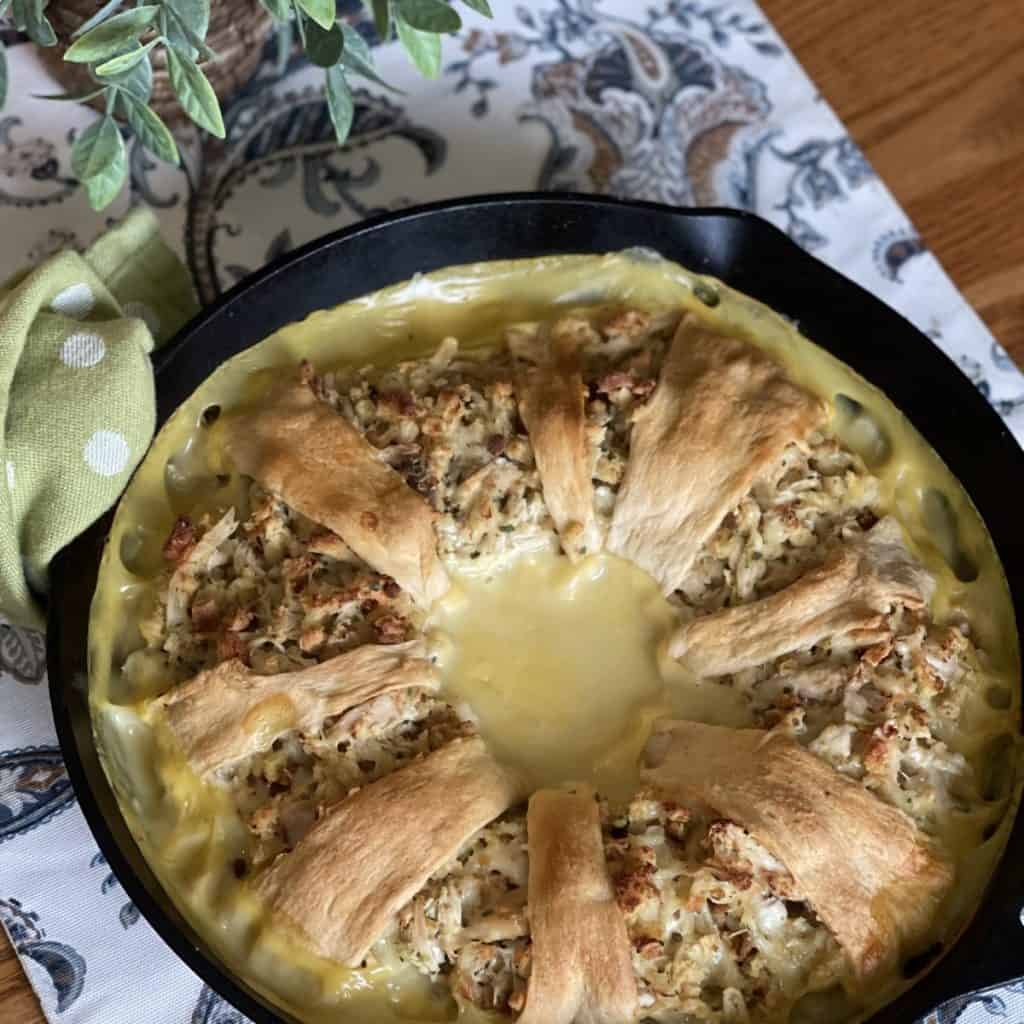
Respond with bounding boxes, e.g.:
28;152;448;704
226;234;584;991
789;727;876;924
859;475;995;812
518;785;637;1024
255;736;522;966
221;378;448;606
608;314;826;594
510;321;602;562
668;516;935;675
641;719;953;978
157;640;437;777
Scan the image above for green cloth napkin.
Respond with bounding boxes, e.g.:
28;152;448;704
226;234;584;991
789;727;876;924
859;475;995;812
0;208;198;629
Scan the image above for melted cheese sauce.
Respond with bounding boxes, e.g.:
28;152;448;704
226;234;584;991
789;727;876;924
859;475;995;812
86;252;1023;1024
432;552;750;802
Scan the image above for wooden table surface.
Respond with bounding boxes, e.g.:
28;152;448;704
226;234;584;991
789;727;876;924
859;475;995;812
764;0;1024;365
2;0;1022;1019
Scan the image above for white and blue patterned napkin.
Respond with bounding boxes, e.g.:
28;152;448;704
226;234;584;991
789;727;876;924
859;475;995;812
1;2;1021;1022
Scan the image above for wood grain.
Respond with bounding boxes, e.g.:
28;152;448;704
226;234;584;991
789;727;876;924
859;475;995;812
762;0;1024;365
2;0;1022;1018
0;931;45;1023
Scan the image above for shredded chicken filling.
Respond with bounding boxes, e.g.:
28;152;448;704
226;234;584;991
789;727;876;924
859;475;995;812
310;341;555;567
394;813;531;1014
392;793;847;1022
579;309;678;524
659;425;982;839
231;691;473;871
697;588;982;839
140;481;417;678
798;617;982;840
674;432;880;614
605;796;847;1024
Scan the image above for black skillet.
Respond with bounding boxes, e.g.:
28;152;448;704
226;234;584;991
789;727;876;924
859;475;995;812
47;193;1024;1023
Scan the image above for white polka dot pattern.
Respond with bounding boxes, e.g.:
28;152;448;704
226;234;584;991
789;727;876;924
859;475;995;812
124;301;162;337
60;332;106;369
84;430;130;477
50;282;96;318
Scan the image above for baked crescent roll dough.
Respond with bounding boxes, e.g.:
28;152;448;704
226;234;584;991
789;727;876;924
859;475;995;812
158;640;437;777
518;785;637;1024
221;379;448;606
510;322;602;562
669;516;935;675
641;720;953;978
608;315;826;594
255;736;522;966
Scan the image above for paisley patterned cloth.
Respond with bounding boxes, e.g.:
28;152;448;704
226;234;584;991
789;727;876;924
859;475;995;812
0;2;1021;1021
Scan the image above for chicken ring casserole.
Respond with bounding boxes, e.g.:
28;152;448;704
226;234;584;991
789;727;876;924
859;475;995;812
88;253;1020;1024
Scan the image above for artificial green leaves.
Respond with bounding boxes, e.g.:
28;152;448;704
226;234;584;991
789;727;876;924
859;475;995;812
70;113;127;209
14;0;492;211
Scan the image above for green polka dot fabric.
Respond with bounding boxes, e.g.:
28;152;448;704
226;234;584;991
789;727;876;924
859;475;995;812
0;208;198;628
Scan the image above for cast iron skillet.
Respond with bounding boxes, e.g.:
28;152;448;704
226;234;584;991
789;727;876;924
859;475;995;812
47;193;1024;1023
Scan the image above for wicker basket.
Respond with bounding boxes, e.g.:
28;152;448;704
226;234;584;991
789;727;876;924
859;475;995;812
43;0;275;125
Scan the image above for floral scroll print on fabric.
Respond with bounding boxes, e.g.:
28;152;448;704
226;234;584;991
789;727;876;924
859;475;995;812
465;3;772;206
755;134;875;250
930;980;1024;1023
0;118;78;210
193;985;250;1023
1;896;86;1012
183;21;446;301
176;0;871;296
873;227;928;282
89;852;140;930
0;747;73;842
959;355;1024;418
0;622;46;684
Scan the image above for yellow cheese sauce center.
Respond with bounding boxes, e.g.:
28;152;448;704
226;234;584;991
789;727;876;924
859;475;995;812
430;550;751;800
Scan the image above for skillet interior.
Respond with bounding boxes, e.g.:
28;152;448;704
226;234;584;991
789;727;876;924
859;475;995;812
47;193;1024;1024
